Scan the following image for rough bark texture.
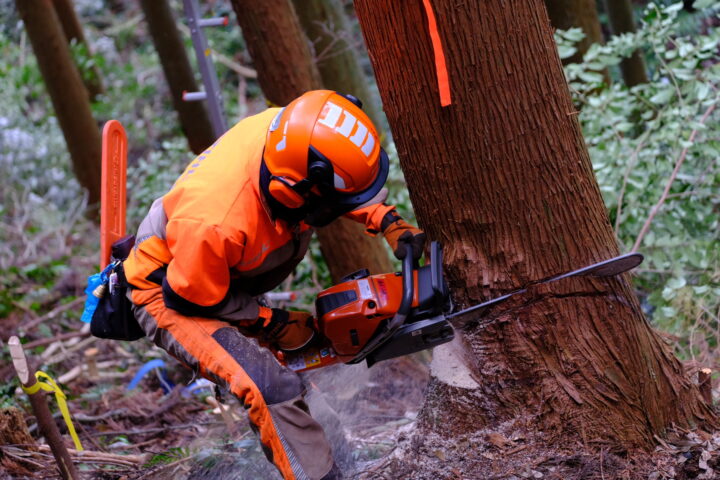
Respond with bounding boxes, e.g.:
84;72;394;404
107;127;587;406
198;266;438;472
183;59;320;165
0;407;35;447
230;0;322;107
17;0;101;208
230;0;392;283
355;0;714;463
603;0;649;86
139;0;216;155
52;0;104;99
292;0;387;143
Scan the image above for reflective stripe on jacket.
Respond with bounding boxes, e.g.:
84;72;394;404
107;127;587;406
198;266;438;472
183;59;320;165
124;108;394;323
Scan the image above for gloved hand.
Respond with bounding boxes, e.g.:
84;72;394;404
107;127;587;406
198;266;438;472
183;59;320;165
257;307;316;352
381;210;426;260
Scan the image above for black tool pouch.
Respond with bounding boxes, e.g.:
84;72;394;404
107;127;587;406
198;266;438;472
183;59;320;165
90;235;145;341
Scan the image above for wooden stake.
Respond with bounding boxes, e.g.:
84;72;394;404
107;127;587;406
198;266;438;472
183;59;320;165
84;347;99;380
699;368;713;406
8;336;79;480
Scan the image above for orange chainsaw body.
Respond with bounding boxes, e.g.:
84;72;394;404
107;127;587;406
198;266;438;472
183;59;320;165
277;270;421;372
279;246;454;373
316;270;421;361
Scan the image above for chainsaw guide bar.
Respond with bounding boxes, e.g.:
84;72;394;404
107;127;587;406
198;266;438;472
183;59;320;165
446;252;644;328
283;244;643;372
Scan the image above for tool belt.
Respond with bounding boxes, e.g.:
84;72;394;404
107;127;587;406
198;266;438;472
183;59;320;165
90;235;145;341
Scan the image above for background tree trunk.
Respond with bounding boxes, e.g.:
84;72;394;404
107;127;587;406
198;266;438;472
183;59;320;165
292;0;388;144
17;0;101;209
230;0;393;283
603;0;649;86
355;0;713;473
544;0;604;64
139;0;216;155
543;0;610;85
52;0;104;99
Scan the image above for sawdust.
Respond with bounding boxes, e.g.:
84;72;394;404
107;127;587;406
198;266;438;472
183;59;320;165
429;338;480;389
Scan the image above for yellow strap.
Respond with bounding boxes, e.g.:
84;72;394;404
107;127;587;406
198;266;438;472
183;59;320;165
22;371;84;451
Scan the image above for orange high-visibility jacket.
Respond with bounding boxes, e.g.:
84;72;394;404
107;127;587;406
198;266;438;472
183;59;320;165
124;108;394;322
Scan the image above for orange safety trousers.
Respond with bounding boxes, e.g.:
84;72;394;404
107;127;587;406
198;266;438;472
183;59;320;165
130;287;334;480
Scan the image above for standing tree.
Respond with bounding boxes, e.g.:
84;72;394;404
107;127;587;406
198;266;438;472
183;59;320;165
139;0;216;154
603;0;649;86
354;0;714;476
292;0;387;140
230;0;393;282
52;0;104;99
16;0;101;208
543;0;605;66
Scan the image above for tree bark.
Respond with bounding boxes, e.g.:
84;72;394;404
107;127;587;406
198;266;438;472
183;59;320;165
52;0;104;99
139;0;216;155
603;0;649;86
230;0;392;283
292;0;387;142
17;0;101;209
355;0;714;472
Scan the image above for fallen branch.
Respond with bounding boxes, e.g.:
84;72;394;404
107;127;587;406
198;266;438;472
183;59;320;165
1;444;149;468
89;420;224;437
175;22;257;78
20;298;85;332
38;445;149;467
73;409;130;423
44;335;96;366
632;100;718;252
23;331;89;350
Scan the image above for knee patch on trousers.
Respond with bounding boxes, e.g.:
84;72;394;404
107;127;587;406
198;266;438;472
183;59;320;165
211;327;304;405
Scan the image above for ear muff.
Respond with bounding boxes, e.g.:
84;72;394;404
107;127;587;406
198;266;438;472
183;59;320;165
307;147;335;192
268;176;306;209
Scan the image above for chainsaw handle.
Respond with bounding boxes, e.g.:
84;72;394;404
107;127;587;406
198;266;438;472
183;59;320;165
398;243;414;316
348;243;414;365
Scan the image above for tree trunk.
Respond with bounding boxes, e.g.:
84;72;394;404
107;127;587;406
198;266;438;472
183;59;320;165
603;0;649;86
355;0;714;474
17;0;101;209
139;0;216;154
52;0;104;99
292;0;387;143
230;0;392;283
543;0;605;66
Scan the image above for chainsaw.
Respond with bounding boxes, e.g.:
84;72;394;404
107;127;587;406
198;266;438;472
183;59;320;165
278;242;644;372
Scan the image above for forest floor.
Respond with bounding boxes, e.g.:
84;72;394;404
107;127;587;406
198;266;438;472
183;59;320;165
1;278;719;480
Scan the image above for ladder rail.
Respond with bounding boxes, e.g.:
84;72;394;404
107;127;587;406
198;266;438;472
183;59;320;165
182;0;227;139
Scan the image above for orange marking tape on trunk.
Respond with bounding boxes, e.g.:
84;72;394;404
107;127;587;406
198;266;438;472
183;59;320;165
100;120;127;269
421;0;452;106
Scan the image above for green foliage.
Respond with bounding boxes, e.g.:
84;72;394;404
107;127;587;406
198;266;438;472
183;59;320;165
0;30;90;282
556;3;720;353
145;446;195;467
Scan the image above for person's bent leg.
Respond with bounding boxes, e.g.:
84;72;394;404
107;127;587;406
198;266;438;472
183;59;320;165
130;288;335;480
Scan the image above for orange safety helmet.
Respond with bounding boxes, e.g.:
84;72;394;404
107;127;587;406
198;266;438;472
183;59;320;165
260;90;389;226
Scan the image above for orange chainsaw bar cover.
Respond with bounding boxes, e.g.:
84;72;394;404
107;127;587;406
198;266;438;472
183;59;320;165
100;120;128;269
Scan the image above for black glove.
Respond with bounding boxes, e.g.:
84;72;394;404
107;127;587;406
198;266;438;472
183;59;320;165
381;211;426;260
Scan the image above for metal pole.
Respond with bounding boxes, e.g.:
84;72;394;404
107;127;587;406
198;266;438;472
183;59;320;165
182;0;227;139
